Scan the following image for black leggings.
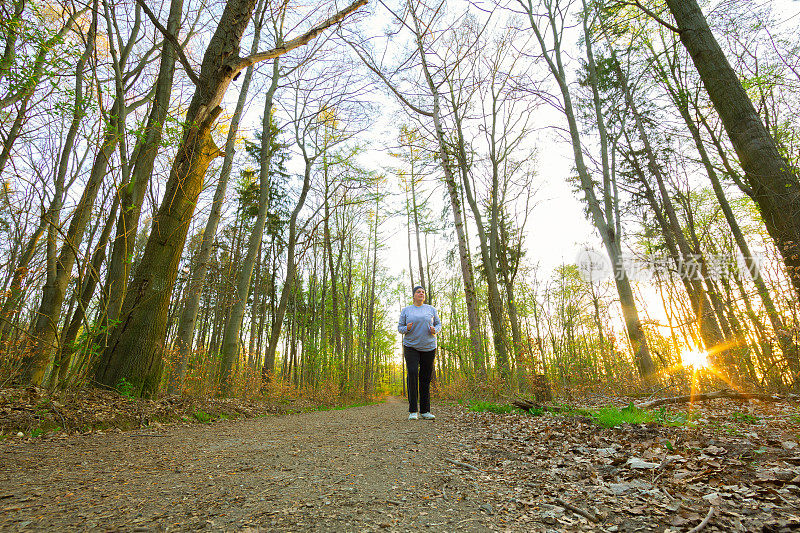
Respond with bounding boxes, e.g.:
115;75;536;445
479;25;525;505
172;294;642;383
404;346;435;413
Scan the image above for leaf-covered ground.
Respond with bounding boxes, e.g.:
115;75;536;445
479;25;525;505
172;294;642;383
0;386;293;439
0;389;799;531
455;397;800;532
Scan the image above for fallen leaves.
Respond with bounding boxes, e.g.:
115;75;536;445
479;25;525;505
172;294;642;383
0;386;284;439
446;396;800;531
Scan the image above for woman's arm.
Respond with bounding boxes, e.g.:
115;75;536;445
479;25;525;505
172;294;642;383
398;308;408;334
431;307;442;334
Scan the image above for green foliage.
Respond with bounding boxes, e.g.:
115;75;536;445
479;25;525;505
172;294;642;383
116;378;136;398
30;428;44;438
590;404;656;427
527;405;545;416
193;410;213;423
654;408;698;427
731;411;760;424
580;404;695;428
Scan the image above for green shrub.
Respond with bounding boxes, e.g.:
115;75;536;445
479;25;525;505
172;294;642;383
116;378;136;398
527;405;545;416
193;410;213;423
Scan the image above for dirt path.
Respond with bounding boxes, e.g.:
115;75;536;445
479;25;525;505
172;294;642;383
0;397;500;532
4;395;799;532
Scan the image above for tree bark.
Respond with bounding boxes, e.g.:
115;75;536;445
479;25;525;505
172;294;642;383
665;0;800;300
219;55;279;396
103;0;187;329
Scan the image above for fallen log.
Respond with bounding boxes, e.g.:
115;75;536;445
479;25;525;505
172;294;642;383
637;389;794;410
511;398;542;411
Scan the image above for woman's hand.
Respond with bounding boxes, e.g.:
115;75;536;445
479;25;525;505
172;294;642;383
428;325;436;335
407;322;413;331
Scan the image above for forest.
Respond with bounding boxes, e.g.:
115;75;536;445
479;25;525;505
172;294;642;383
1;0;799;403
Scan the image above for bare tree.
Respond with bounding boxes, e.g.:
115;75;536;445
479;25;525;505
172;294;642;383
94;0;367;397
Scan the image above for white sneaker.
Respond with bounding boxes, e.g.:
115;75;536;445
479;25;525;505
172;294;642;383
408;412;418;420
420;412;435;420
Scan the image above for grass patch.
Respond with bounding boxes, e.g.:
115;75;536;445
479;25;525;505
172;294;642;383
731;411;760;424
192;409;213;423
468;400;525;415
116;378;137;398
590;404;655;427
462;399;695;428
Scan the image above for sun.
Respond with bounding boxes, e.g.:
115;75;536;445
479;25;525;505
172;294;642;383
681;348;710;369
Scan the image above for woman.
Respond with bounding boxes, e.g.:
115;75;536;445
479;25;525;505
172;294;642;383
398;285;441;420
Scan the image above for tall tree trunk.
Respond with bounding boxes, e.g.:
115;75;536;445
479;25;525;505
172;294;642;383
652;43;800;383
618;70;735;375
24;109;121;384
264;159;313;376
51;195;120;388
409;167;426;289
0;97;31;176
169;45;262;393
18;9;97;381
248;240;262;366
521;0;655;380
323;173;342;377
407;5;486;379
665;0;800;300
95;0;365;397
219;56;279;395
0;0;26;87
103;0;186;329
0;215;45;352
363;188;380;397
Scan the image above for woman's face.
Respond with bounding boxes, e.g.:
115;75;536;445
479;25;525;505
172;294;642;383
413;288;426;305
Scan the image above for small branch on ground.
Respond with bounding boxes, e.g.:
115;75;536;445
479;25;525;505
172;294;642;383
445;458;480;472
637;389;792;409
687;506;714;533
553;497;599;523
511;398;541;411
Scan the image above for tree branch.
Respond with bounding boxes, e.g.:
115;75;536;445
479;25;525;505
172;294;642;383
345;39;433;117
615;0;681;34
231;0;368;74
133;0;200;86
688;506;714;533
0;7;89;110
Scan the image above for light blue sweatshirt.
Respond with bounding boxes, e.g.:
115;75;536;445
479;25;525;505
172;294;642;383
398;303;442;351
